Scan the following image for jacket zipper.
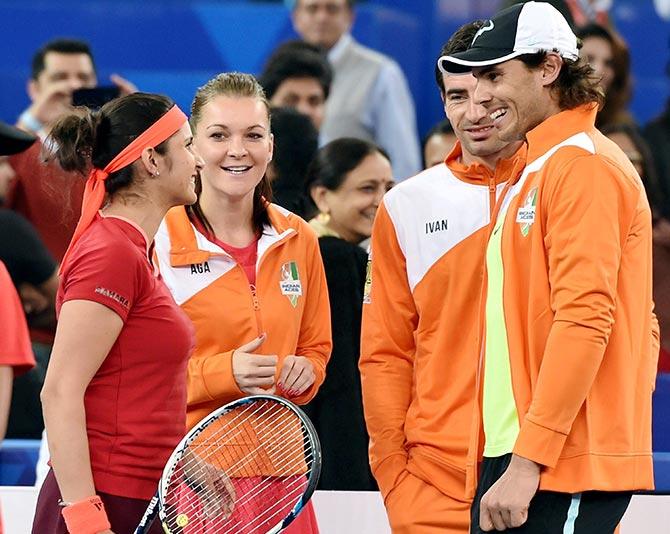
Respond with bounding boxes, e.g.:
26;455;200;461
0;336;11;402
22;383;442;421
488;175;497;219
247;228;297;336
249;283;263;335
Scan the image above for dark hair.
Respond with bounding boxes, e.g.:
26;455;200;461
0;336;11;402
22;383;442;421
517;52;604;111
435;20;485;96
600;122;665;218
304;137;389;218
575;23;632;128
424;118;454;139
259;41;333;100
294;0;355;10
48;93;173;196
421;118;454;167
269;106;319;217
31;38;96;80
190;72;272;235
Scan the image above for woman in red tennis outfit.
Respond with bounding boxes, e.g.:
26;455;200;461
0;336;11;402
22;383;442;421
154;72;331;533
32;93;202;534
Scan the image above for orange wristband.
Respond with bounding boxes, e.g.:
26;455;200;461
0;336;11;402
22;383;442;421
61;495;111;534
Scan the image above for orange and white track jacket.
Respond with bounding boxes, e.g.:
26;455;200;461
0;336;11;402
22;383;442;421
466;104;658;497
154;204;332;430
360;142;525;502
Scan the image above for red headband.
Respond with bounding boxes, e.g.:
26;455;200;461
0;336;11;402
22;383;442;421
60;105;188;273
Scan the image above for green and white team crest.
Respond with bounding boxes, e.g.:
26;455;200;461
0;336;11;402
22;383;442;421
279;261;302;308
363;258;372;304
516;187;538;237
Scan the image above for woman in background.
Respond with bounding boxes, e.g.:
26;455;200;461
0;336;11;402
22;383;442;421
303;137;393;490
266;106;319;218
602;122;670;373
577;23;635;129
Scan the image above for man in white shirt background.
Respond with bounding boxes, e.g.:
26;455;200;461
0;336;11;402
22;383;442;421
292;0;422;181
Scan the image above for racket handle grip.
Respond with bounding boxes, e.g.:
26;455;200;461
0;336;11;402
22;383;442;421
134;494;160;534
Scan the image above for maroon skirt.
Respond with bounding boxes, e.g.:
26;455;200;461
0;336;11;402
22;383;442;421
32;469;164;534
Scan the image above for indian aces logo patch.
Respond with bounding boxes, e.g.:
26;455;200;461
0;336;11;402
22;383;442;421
280;261;302;308
363;258;372;304
516;187;538;237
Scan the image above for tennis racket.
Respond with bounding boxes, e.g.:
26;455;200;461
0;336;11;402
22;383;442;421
134;394;321;534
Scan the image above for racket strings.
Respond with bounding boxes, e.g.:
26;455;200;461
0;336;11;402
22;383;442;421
163;422;308;524
216;474;310;534
164;421;307;519
204;427;312;529
166;400;304;488
164;437;312;532
197;458;312;534
161;399;316;533
165;458;310;534
166;400;294;483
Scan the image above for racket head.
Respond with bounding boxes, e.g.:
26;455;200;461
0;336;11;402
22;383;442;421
156;394;321;534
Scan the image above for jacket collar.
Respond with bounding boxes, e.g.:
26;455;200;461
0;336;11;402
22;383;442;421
525;104;598;163
327;33;353;64
445;140;527;187
165;204;296;268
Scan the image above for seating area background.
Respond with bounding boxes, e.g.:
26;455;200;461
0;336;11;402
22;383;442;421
0;0;668;139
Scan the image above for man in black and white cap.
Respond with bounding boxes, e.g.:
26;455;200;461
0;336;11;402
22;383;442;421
440;2;656;533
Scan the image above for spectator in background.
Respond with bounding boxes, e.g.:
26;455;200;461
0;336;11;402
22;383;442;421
268;106;319;217
500;0;577;27
291;0;421;181
17;38;135;137
644;98;670;224
4;39;137;440
602;122;662;203
0;263;35;533
0;120;39;534
499;0;611;28
259;40;332;130
576;23;634;129
0;121;57;439
303;137;392;491
0;121;37;438
602;121;670;373
422;118;457;168
565;0;611;26
643;96;670;373
8;38;136;263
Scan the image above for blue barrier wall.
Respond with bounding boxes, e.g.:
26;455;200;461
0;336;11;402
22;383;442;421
0;1;668;143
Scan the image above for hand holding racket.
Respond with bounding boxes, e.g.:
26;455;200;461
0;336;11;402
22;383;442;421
134;395;321;534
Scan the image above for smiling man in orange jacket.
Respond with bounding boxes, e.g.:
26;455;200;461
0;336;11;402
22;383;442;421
440;2;658;533
359;21;526;534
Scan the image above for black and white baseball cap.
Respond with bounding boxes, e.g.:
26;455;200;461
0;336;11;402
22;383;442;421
0;120;37;156
438;1;579;75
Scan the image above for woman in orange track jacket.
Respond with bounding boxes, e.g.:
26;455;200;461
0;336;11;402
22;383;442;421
154;73;331;534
